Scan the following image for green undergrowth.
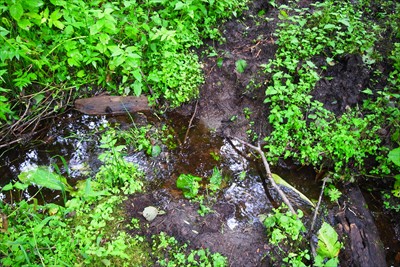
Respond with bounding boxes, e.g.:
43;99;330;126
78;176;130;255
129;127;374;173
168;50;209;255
151;232;227;266
257;1;400;264
176;167;224;216
0;0;248;134
0;129;227;266
261;205;342;267
262;0;400;181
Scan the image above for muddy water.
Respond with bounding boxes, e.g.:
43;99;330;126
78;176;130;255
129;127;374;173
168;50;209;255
0;111;317;216
1;111;398;264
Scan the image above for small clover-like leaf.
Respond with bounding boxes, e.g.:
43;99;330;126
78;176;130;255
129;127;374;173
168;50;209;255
235;59;247;73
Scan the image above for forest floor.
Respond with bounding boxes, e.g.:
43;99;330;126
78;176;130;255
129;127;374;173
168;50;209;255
124;0;400;266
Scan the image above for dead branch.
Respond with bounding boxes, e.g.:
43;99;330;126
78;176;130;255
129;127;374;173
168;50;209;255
232;137;297;217
183;100;199;144
309;177;327;257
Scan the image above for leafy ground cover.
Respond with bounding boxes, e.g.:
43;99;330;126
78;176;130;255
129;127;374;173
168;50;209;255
0;0;247;145
1;0;400;266
262;0;400;182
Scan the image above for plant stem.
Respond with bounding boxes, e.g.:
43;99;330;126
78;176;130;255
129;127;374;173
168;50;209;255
232;137;298;217
184;100;199;144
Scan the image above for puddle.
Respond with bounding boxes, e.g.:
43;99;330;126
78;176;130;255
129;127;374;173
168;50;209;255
0;111;316;218
3;110;394;266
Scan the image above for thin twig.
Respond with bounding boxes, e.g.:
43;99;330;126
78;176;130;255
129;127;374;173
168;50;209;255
183;100;199;144
309;178;327;257
232;137;298;217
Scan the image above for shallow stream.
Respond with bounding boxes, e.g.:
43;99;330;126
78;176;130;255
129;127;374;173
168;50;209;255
0;111;398;265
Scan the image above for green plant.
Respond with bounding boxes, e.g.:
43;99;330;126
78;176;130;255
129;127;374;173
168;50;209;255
324;184;342;203
314;222;342;267
261;205;310;266
262;206;306;245
96;130;143;194
119;124;162;157
0;123;151;266
235;59;247;73
176;173;202;199
210;151;221;161
0;180;147;266
196;195;213;217
260;0;399;183
176;168;224;216
18;165;73;203
261;204;342;267
208;167;223;193
152;232;227;267
383;193;400;212
243;107;252;120
388;148;400;197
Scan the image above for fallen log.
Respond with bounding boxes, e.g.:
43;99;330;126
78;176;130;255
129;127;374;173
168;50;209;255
336;183;387;267
74;95;150;115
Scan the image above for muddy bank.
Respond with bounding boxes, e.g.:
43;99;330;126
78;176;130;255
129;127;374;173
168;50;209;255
125;192;269;267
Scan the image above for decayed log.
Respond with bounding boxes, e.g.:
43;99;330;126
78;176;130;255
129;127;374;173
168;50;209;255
336;183;387;267
74;95;150;115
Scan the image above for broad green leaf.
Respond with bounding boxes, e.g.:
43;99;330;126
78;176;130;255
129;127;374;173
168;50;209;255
324;258;340;267
272;173;315;207
50;9;62;21
77;70;85;78
132;69;142;82
362;89;373;95
33;93;45;105
18;166;73;192
265;87;278;95
176;174;202;199
235;59;247;73
148;72;160;82
388;148;400;167
279;10;288;19
72;178;109;198
50;0;66;6
22;0;44;9
317;222;342;259
17;19;31;30
0;27;10;37
323;24;337;30
1;183;13;191
306;60;317;69
392;174;400;197
175;1;185;10
53;20;65;30
133;80;142;96
34;216;54;232
338;18;350;28
13;181;29;190
108;45;124;57
10;3;24;21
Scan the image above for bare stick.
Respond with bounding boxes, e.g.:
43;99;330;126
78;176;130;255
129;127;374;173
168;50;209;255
309;178;327;257
233;137;297;217
183;100;199;144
